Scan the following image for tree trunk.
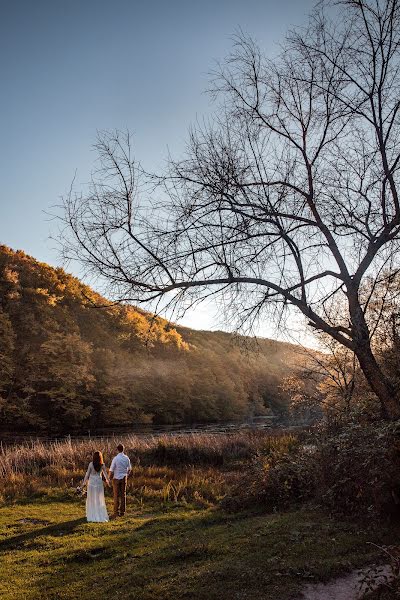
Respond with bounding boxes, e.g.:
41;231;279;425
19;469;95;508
355;341;400;420
348;293;400;420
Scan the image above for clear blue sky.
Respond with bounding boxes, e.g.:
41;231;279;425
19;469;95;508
0;0;315;337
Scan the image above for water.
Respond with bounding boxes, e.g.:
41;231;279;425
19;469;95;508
0;416;281;445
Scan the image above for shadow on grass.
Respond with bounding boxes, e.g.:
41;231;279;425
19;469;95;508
1;507;392;600
0;517;86;551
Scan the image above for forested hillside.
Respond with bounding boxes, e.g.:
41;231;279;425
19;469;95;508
0;246;302;431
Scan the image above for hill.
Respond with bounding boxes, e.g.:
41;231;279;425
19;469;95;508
0;245;304;432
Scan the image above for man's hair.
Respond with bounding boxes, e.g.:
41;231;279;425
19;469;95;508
117;443;124;452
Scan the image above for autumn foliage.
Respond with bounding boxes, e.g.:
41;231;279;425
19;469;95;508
0;246;299;431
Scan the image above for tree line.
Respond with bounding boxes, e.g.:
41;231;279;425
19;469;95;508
0;246;298;432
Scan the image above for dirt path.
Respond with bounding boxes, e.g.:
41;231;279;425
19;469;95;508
300;565;392;600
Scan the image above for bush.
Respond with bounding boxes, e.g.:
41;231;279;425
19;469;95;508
315;421;400;517
222;435;315;511
223;421;400;518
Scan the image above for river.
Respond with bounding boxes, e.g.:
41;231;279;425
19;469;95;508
0;416;286;445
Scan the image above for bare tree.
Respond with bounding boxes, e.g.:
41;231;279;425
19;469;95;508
284;335;358;422
61;0;400;419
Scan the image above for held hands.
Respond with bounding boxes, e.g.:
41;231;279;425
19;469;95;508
76;482;86;497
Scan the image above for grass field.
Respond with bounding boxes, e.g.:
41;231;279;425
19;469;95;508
1;431;398;599
0;490;398;600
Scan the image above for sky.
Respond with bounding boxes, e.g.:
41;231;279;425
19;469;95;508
0;0;316;342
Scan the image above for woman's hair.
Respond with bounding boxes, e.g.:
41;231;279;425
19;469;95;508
92;451;104;472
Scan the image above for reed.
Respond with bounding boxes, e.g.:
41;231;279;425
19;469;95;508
0;430;297;503
0;429;297;476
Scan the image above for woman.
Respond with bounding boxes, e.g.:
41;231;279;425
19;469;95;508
82;451;110;522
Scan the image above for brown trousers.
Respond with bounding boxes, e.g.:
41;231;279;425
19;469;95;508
112;477;127;516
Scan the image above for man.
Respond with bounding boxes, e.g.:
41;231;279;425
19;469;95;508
109;443;132;518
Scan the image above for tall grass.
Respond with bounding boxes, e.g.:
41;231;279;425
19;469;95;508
2;424;397;519
0;430;296;476
0;430;298;504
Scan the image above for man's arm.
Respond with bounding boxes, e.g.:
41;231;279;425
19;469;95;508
109;457;116;480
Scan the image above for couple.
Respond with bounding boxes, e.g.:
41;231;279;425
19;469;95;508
81;443;132;522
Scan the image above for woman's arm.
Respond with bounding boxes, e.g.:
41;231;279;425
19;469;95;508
102;464;111;486
82;463;92;486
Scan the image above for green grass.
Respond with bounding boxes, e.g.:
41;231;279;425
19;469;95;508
0;492;398;600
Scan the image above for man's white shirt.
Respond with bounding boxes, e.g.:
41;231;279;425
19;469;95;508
110;452;131;479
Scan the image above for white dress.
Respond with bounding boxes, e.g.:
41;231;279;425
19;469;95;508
83;462;109;522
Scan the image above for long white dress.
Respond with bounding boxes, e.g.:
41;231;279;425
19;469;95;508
83;462;109;523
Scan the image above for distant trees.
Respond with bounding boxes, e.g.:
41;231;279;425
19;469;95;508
0;246;294;431
62;0;400;419
284;337;359;424
33;332;94;427
0;309;15;396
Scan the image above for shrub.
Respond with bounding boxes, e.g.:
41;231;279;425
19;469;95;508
315;421;400;517
223;421;400;518
222;435;315;511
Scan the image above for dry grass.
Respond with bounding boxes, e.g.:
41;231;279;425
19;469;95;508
0;429;296;476
0;430;297;504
